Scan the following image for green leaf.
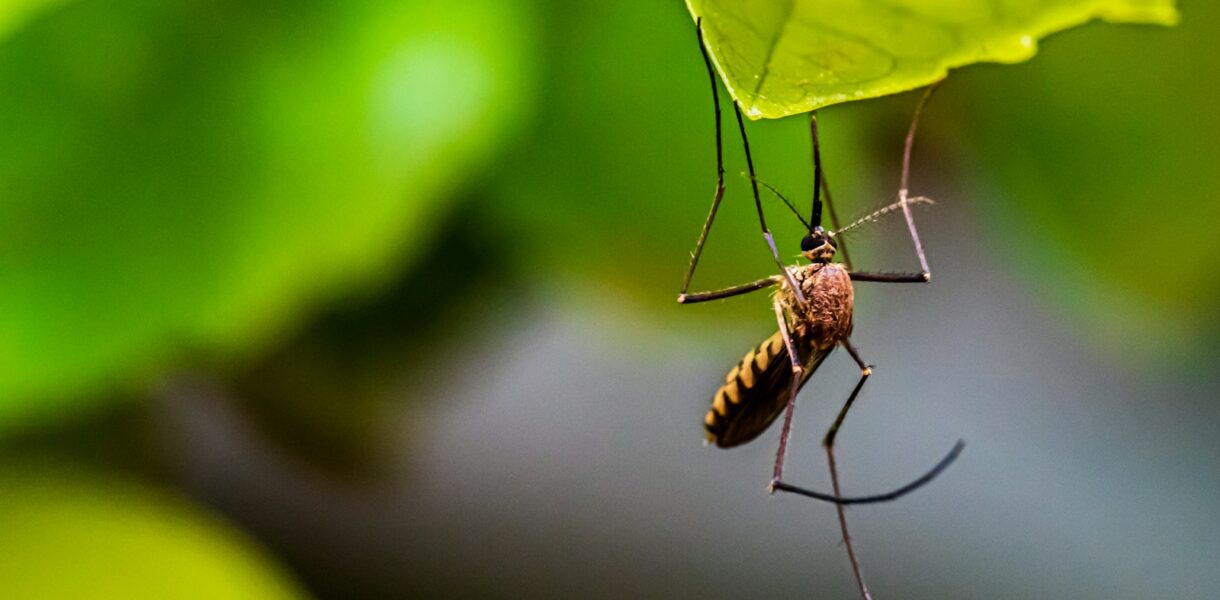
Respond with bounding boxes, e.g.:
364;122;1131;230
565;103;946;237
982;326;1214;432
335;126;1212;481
0;466;305;599
0;0;72;43
687;0;1178;119
0;0;533;433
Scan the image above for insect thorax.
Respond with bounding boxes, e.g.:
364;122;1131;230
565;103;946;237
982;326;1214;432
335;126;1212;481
778;262;855;345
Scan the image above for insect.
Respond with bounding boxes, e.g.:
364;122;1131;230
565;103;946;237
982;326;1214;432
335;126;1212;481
680;18;965;599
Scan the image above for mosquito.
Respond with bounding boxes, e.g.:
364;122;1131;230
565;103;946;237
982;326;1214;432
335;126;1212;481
679;18;965;600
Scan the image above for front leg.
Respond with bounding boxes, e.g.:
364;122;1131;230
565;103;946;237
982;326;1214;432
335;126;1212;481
850;270;930;283
849;84;942;287
862;83;941;285
843;195;933;283
677;275;780;304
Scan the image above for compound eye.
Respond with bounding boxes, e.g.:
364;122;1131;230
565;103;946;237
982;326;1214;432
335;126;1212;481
800;234;820;252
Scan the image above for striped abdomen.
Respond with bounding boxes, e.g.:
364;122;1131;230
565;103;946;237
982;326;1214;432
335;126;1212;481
704;330;831;448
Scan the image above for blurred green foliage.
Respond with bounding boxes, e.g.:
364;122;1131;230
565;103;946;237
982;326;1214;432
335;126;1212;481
952;2;1220;361
0;0;533;431
688;0;1178;118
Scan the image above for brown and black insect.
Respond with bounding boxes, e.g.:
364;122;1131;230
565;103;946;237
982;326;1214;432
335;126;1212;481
680;18;964;600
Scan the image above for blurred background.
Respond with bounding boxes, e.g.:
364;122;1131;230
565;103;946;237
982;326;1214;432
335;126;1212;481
1;1;1217;598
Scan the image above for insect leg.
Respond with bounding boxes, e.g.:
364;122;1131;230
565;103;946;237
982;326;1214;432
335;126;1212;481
734;102;807;303
678;18;727;298
812;113;854;271
772;442;964;504
849;271;929;283
824;339;870;448
680;18;803;302
771;338;965;505
896;83;941;280
845;83;943;285
768;297;803;488
766;332;964;506
823;338;874;600
678;275;780;304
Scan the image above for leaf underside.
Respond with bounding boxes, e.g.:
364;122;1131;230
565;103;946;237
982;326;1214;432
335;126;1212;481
687;0;1178;119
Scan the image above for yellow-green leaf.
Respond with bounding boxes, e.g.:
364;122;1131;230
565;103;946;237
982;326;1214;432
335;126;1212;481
687;0;1178;119
0;466;305;599
0;0;72;42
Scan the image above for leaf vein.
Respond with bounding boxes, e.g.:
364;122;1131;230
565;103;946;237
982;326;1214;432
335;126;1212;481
748;0;795;114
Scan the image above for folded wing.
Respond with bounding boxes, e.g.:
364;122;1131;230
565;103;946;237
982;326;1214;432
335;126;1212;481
704;330;831;448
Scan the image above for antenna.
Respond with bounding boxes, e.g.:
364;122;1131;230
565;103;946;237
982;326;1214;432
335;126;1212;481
830;196;935;237
753;177;812;231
